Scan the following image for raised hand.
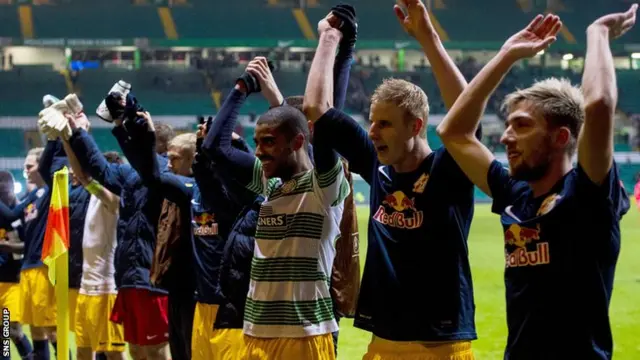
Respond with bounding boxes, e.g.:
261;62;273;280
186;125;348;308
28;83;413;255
317;12;343;36
245;56;284;107
394;0;433;39
590;3;637;39
501;14;562;60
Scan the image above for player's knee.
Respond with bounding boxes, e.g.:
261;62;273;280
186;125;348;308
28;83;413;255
144;342;170;360
8;322;24;340
30;326;48;340
105;351;127;360
76;346;93;360
46;327;57;341
128;344;147;360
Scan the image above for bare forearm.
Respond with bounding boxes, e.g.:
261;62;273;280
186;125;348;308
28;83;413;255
303;30;341;122
438;50;516;138
417;31;467;109
583;25;617;112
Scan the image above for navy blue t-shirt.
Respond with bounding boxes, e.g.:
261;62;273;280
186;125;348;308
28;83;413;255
22;187;50;270
487;160;629;359
313;108;477;342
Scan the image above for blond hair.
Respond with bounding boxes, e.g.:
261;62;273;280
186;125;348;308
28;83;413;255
27;147;44;162
502;78;584;155
169;133;197;156
371;78;429;137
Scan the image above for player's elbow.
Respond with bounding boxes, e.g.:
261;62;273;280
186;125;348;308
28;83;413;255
302;100;329;123
436;122;462;143
584;95;615;120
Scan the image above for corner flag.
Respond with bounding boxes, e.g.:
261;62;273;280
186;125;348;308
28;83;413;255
41;166;70;360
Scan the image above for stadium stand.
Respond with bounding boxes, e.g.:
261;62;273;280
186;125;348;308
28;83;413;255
1;0;639;201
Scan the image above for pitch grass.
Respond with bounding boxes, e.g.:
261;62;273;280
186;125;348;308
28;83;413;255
9;204;640;359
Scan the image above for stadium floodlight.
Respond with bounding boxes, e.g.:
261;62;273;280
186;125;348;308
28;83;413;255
562;53;574;60
631;53;640;59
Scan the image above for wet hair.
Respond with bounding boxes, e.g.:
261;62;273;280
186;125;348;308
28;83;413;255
502;78;584;156
27;147;44;162
257;105;310;147
371;78;429;137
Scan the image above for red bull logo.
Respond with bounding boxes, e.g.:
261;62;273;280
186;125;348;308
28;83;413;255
24;203;37;222
504;224;549;268
193;212;218;236
373;191;423;229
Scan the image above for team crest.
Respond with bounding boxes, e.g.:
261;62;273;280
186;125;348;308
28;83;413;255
281;179;297;194
413;173;429;194
537;194;562;216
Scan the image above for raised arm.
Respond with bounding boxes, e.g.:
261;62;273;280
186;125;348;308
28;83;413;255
437;14;561;196
38;140;68;189
579;4;637;185
61;138;120;213
126;111;194;208
395;0;466;109
202;65;268;194
68;128;125;195
332;4;357;110
304;15;377;183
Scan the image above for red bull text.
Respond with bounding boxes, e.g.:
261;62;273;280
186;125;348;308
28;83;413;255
193;213;219;236
504;224;550;268
373;191;423;229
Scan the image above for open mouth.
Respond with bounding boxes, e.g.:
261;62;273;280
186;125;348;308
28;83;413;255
375;145;388;153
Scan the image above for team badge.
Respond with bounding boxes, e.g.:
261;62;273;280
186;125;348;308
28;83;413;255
281;179;297;194
413;173;429;194
537;193;562;216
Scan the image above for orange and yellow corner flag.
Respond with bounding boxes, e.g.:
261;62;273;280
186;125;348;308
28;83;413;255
41;166;70;360
41;166;70;283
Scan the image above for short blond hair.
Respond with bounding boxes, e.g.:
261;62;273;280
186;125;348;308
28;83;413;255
27;147;44;162
502;78;584;155
169;133;197;156
371;78;429;137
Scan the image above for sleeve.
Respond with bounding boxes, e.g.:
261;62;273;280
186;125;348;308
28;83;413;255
333;48;353;111
113;124;144;171
38;140;68;189
576;161;630;219
487;160;525;214
127;128;194;207
68;128;125;195
439;148;475;195
312;108;377;184
313;157;351;208
202;88;266;194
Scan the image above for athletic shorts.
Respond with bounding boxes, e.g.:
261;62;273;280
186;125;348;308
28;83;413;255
109;288;169;346
75;293;125;353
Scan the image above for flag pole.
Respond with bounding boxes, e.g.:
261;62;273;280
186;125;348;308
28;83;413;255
56;249;69;360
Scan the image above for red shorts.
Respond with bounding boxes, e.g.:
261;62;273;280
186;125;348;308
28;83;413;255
109;288;169;346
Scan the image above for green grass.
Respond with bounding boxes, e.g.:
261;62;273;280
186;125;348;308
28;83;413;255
9;204;640;359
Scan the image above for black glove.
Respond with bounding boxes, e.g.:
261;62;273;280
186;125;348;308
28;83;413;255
236;60;276;95
104;92;125;121
331;3;357;50
105;91;145;123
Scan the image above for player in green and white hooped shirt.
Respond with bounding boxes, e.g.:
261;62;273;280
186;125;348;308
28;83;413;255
202;56;350;359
